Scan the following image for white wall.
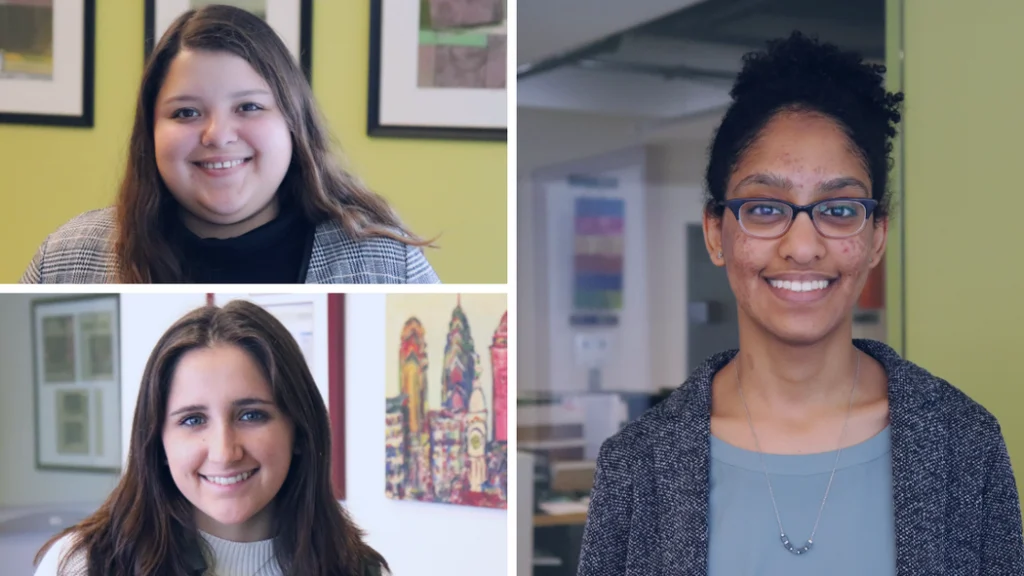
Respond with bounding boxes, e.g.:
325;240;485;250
119;294;208;465
518;109;650;395
536;149;652;395
519;133;712;396
645;139;712;385
344;294;507;576
0;295;119;508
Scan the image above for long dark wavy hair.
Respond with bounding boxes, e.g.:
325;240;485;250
115;4;428;282
35;300;387;575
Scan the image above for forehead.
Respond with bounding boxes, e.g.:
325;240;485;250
159;49;271;96
166;344;272;406
729;112;870;191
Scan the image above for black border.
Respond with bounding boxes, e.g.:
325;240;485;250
0;0;95;127
367;0;506;141
32;294;122;475
144;0;313;82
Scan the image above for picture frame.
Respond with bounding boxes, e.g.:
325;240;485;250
326;293;346;500
0;0;95;127
144;0;313;80
32;295;121;472
208;293;346;499
368;0;507;141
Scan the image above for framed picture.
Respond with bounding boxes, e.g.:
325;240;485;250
145;0;312;79
368;0;506;141
208;293;346;499
33;295;121;472
0;0;95;127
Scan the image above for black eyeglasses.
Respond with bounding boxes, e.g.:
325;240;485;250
720;197;879;239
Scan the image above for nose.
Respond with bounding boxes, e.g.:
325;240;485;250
206;422;243;464
777;211;826;264
200;112;238;148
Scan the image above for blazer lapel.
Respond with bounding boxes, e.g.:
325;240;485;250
653;351;734;575
304;225;329;283
856;340;946;575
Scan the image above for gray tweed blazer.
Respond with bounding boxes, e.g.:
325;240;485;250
19;208;440;284
579;339;1024;575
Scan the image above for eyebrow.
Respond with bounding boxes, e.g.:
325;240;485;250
168;397;274;418
733;173;869;195
161;89;272;106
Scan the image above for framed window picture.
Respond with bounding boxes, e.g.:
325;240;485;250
0;0;95;127
33;295;121;472
209;293;347;499
144;0;312;79
368;0;507;141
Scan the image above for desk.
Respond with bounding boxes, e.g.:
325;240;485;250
533;512;587;527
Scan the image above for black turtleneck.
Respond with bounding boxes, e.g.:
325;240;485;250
171;203;314;284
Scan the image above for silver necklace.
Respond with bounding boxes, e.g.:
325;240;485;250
735;351;860;556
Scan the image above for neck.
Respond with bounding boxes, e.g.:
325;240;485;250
195;501;275;543
180;196;280;239
733;315;860;415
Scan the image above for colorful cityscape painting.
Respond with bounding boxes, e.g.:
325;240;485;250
385;294;507;509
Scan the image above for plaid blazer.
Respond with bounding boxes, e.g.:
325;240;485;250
19;208;440;284
579;339;1024;575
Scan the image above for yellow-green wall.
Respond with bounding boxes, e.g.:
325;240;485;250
0;1;506;283
899;0;1024;494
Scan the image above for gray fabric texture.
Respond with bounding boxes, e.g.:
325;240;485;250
578;339;1024;575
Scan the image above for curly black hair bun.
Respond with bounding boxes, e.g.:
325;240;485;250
705;31;904;219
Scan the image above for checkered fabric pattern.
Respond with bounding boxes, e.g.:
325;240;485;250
578;339;1024;575
19;208;440;284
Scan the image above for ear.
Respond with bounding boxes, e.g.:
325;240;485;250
868;216;888;269
703;205;726;267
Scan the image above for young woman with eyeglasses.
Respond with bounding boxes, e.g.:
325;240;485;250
578;32;1023;576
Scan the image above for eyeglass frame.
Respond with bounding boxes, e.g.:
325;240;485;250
718;197;880;239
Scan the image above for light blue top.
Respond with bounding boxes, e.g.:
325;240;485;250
708;426;896;575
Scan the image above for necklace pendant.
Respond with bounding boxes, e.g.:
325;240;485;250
780;534;813;555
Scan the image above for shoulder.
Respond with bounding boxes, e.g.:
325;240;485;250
310;220;439;284
595;387;690;473
901;357;1004;442
857;339;1003;438
34;532;86;576
44;208;117;246
25;208;117;283
597;350;726;469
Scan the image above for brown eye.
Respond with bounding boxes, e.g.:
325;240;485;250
172;108;199;119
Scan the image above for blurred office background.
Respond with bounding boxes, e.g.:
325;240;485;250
517;0;1024;574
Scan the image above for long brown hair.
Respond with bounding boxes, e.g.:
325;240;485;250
36;300;387;575
115;4;428;283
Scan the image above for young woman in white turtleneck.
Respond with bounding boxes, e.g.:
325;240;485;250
32;301;386;576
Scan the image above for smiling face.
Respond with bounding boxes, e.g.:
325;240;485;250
153;49;293;239
703;111;888;346
161;344;294;542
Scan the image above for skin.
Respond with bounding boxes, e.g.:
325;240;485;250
153;49;293;239
162;344;295;542
703;111;891;454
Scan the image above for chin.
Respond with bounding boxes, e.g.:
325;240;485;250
204;507;256;526
761;317;844;347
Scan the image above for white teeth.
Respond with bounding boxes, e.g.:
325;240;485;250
769;279;830;292
198;158;245;169
203;470;255;485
